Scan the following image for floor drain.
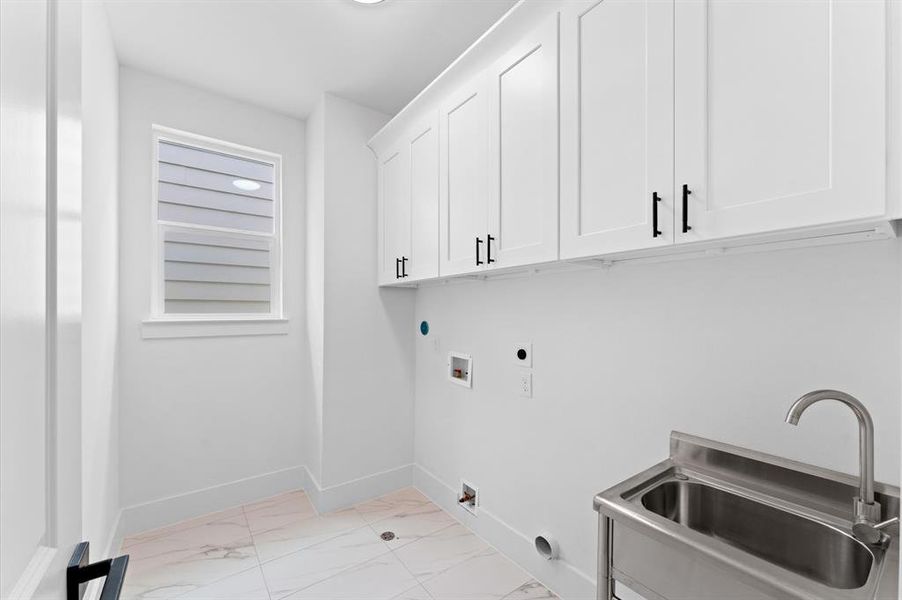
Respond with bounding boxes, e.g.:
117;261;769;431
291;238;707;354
380;531;395;541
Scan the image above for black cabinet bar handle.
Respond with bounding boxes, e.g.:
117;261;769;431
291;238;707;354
486;234;495;264
681;184;693;233
395;257;401;279
401;256;408;277
476;237;484;265
652;192;662;238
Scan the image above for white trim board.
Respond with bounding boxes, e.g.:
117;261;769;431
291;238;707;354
4;547;56;600
141;317;289;339
117;465;305;540
113;463;415;543
413;464;596;600
303;463;414;514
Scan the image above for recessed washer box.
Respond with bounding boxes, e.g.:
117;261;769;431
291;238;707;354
448;352;472;388
459;480;478;515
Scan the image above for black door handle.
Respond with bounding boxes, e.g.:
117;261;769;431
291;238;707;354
652;192;662;238
682;184;692;233
486;234;495;264
68;541;129;600
395;257;401;279
476;237;484;265
401;256;408;277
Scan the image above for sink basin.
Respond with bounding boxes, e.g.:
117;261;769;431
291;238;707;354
594;433;899;600
641;480;873;590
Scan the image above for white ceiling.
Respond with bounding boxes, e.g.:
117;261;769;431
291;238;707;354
103;0;517;119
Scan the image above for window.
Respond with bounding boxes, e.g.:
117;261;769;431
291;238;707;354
150;126;282;322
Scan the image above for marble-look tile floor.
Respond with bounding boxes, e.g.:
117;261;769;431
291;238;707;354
120;488;557;600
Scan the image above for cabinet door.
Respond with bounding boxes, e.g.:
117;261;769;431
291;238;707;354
407;113;439;281
560;0;674;259
378;145;410;284
486;14;559;269
674;0;886;243
439;75;489;276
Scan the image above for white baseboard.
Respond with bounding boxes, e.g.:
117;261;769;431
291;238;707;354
103;509;125;557
413;464;596;600
114;463;414;542
118;465;306;540
304;463;413;514
5;546;56;600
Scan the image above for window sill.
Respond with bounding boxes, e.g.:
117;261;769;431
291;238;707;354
141;318;289;339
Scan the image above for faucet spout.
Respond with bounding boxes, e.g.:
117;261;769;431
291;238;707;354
784;390;875;506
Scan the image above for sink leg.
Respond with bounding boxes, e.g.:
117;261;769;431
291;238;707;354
598;516;614;600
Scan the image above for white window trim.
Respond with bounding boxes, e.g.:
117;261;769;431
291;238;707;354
145;125;286;338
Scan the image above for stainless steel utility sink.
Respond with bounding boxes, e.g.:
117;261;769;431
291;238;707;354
640;480;873;590
594;433;899;600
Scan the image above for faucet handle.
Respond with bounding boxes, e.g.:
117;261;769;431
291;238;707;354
853;516;898;545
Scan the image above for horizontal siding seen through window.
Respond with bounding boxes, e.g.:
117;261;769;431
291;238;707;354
162;230;272;314
155;135;278;317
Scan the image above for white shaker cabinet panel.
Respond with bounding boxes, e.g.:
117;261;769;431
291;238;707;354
407;114;440;281
440;75;490;276
674;0;886;242
378;145;410;284
486;14;560;269
560;0;675;259
376;114;440;285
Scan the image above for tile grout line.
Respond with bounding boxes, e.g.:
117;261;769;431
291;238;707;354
261;509;396;599
254;514;380;568
382;527;438;600
243;503;276;600
351;494;517;599
271;545;395;600
373;508;522;598
262;494;447;600
121;489;359;600
162;505;262;600
122;508;247;551
125;488;303;551
409;485;541;597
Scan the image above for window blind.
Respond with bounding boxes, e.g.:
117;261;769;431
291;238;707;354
157;139;277;315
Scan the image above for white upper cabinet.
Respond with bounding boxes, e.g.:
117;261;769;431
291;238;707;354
407;114;440;281
377;113;440;285
486;15;560;269
439;74;490;276
378;146;409;284
674;0;886;243
374;0;893;285
560;0;675;259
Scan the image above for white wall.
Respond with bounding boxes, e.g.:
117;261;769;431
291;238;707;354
0;0;50;592
81;0;120;554
414;238;902;587
118;68;308;519
305;100;325;484
320;95;414;488
305;94;416;496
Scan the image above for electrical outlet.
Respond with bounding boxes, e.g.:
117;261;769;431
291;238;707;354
518;372;532;398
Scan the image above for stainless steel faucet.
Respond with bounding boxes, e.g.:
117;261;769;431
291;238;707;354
785;389;898;544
